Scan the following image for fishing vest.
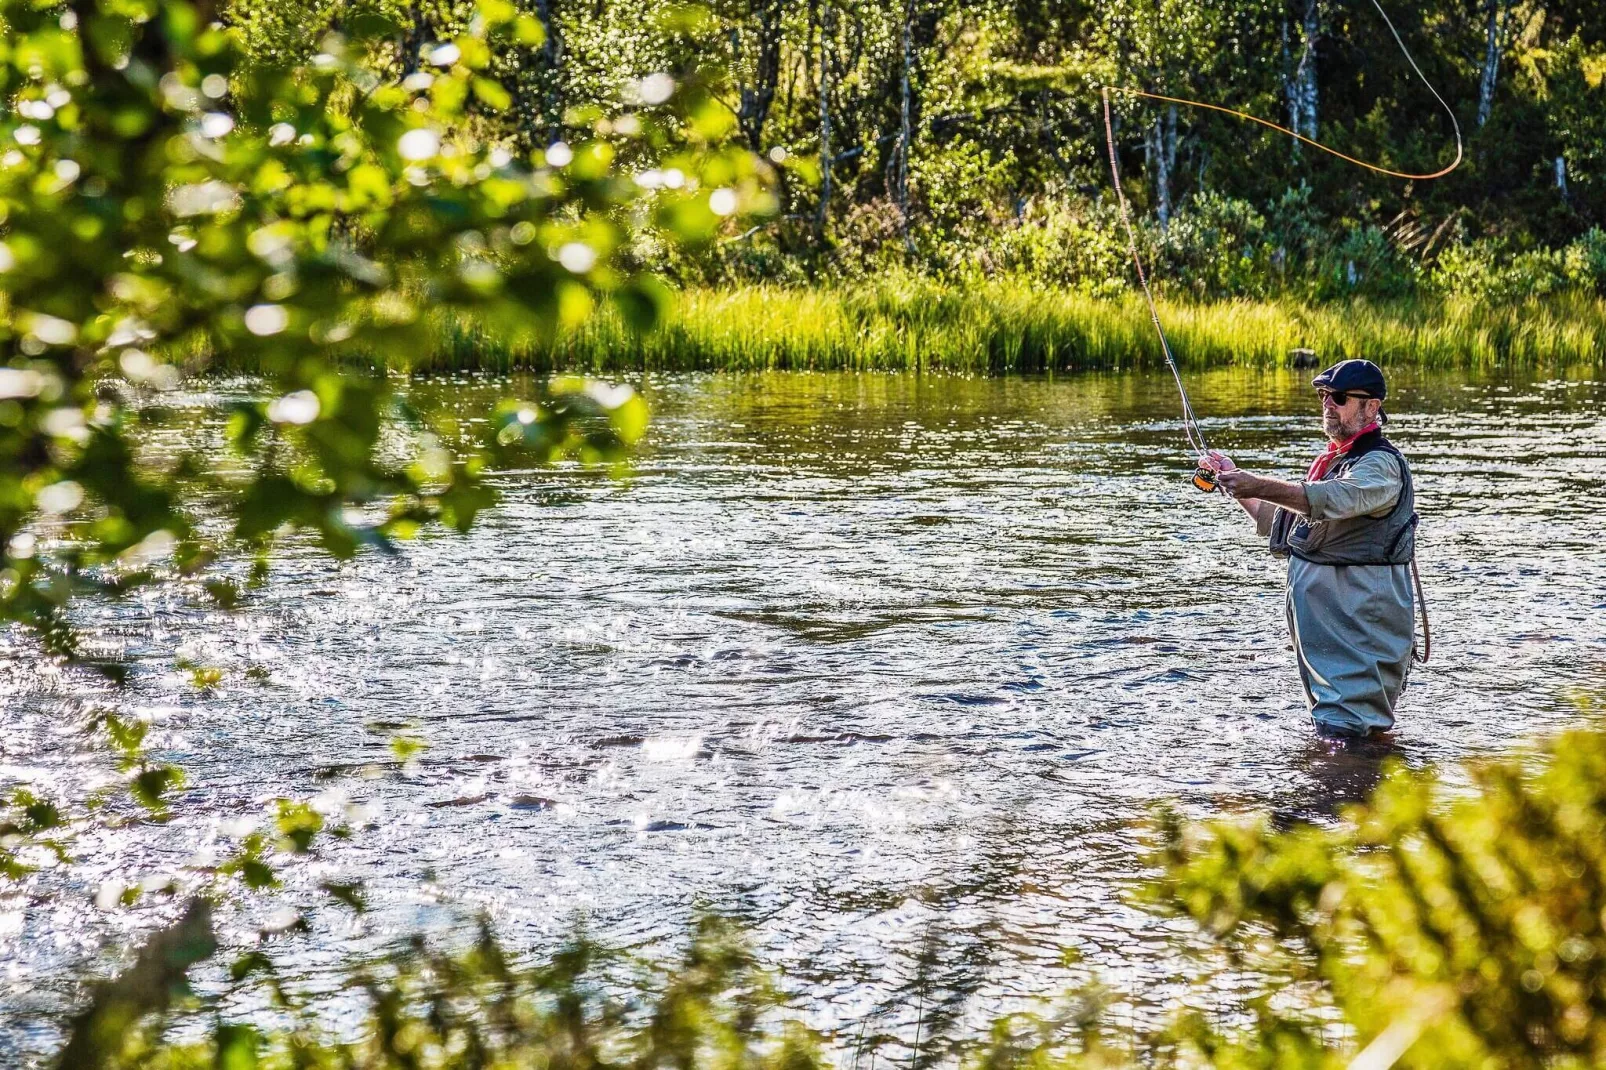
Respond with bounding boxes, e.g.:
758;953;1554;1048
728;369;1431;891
1267;429;1417;566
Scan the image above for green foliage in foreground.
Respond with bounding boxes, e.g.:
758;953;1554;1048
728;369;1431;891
49;726;1606;1069
405;282;1606;375
0;0;763;665
62;912;823;1070
1159;723;1606;1069
0;1;760;999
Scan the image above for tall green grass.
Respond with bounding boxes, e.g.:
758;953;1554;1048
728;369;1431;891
412;279;1606;375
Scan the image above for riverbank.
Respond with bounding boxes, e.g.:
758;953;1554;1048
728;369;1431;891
398;282;1606;375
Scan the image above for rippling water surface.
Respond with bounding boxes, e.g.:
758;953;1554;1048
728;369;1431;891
5;366;1606;1058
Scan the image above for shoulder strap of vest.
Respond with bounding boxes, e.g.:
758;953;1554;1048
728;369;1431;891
1345;428;1398;459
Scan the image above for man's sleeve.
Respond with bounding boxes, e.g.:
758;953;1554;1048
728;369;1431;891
1304;451;1402;522
1254;501;1276;538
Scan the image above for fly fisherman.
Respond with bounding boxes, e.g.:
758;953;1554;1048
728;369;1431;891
1201;360;1420;738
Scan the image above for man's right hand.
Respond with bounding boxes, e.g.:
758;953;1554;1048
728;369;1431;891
1201;450;1237;473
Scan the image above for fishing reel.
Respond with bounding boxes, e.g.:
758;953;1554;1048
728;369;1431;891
1192;466;1220;493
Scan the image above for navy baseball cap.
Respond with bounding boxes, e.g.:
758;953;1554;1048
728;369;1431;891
1312;358;1386;400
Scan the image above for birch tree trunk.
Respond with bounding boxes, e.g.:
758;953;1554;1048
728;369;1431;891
1148;110;1174;230
815;0;832;244
1282;1;1319;151
1476;0;1507;128
894;3;913;240
400;2;428;76
1297;0;1319;140
735;0;784;153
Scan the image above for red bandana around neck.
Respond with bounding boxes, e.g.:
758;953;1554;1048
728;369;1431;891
1306;421;1380;482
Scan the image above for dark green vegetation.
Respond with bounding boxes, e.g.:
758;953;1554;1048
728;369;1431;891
228;0;1606;299
415;284;1606;373
43;726;1606;1068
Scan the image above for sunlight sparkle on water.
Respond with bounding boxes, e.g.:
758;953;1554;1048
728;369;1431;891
2;367;1604;1057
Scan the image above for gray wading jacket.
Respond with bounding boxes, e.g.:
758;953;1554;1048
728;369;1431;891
1267;430;1417;565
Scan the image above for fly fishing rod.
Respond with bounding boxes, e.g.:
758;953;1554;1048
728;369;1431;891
1100;86;1219;492
1100;0;1463;492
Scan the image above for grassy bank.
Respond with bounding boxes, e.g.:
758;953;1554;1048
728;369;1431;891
410;281;1606;375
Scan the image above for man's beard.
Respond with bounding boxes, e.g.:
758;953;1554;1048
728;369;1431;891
1324;409;1368;440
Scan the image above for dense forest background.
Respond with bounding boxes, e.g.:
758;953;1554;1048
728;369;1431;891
230;0;1606;301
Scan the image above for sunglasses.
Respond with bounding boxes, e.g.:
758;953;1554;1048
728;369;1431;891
1316;388;1373;406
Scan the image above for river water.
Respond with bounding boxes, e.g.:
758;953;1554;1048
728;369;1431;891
4;366;1606;1058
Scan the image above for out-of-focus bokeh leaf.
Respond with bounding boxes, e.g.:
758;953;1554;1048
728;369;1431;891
0;0;768;674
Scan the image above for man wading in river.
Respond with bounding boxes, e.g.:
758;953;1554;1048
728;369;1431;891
1202;360;1420;739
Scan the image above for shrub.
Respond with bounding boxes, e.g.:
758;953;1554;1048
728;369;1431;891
56;913;827;1070
909;139;1023;273
986;196;1132;296
1562;228;1606;295
1263;183;1332;287
1160;725;1606;1068
1157;193;1272;299
1419;230;1606;301
1314;225;1421;299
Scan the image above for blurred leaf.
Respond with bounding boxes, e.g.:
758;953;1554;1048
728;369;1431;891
321;880;368;913
274;799;323;853
10;789;63;833
190;665;224;690
132;765;184;812
240;860;277;889
214;1024;259;1070
437;474;496;534
203;578;242;609
220;832;280;890
230;951;274;982
347;12;400;40
472;77;512;112
390;735;427;761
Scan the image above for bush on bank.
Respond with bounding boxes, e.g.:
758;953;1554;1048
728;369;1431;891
680;184;1606;309
47;725;1606;1069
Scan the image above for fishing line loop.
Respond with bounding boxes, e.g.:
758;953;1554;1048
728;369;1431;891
1108;0;1463;182
1099;0;1462;484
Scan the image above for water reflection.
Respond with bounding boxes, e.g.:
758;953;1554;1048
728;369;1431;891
2;365;1604;1058
1275;735;1406;827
